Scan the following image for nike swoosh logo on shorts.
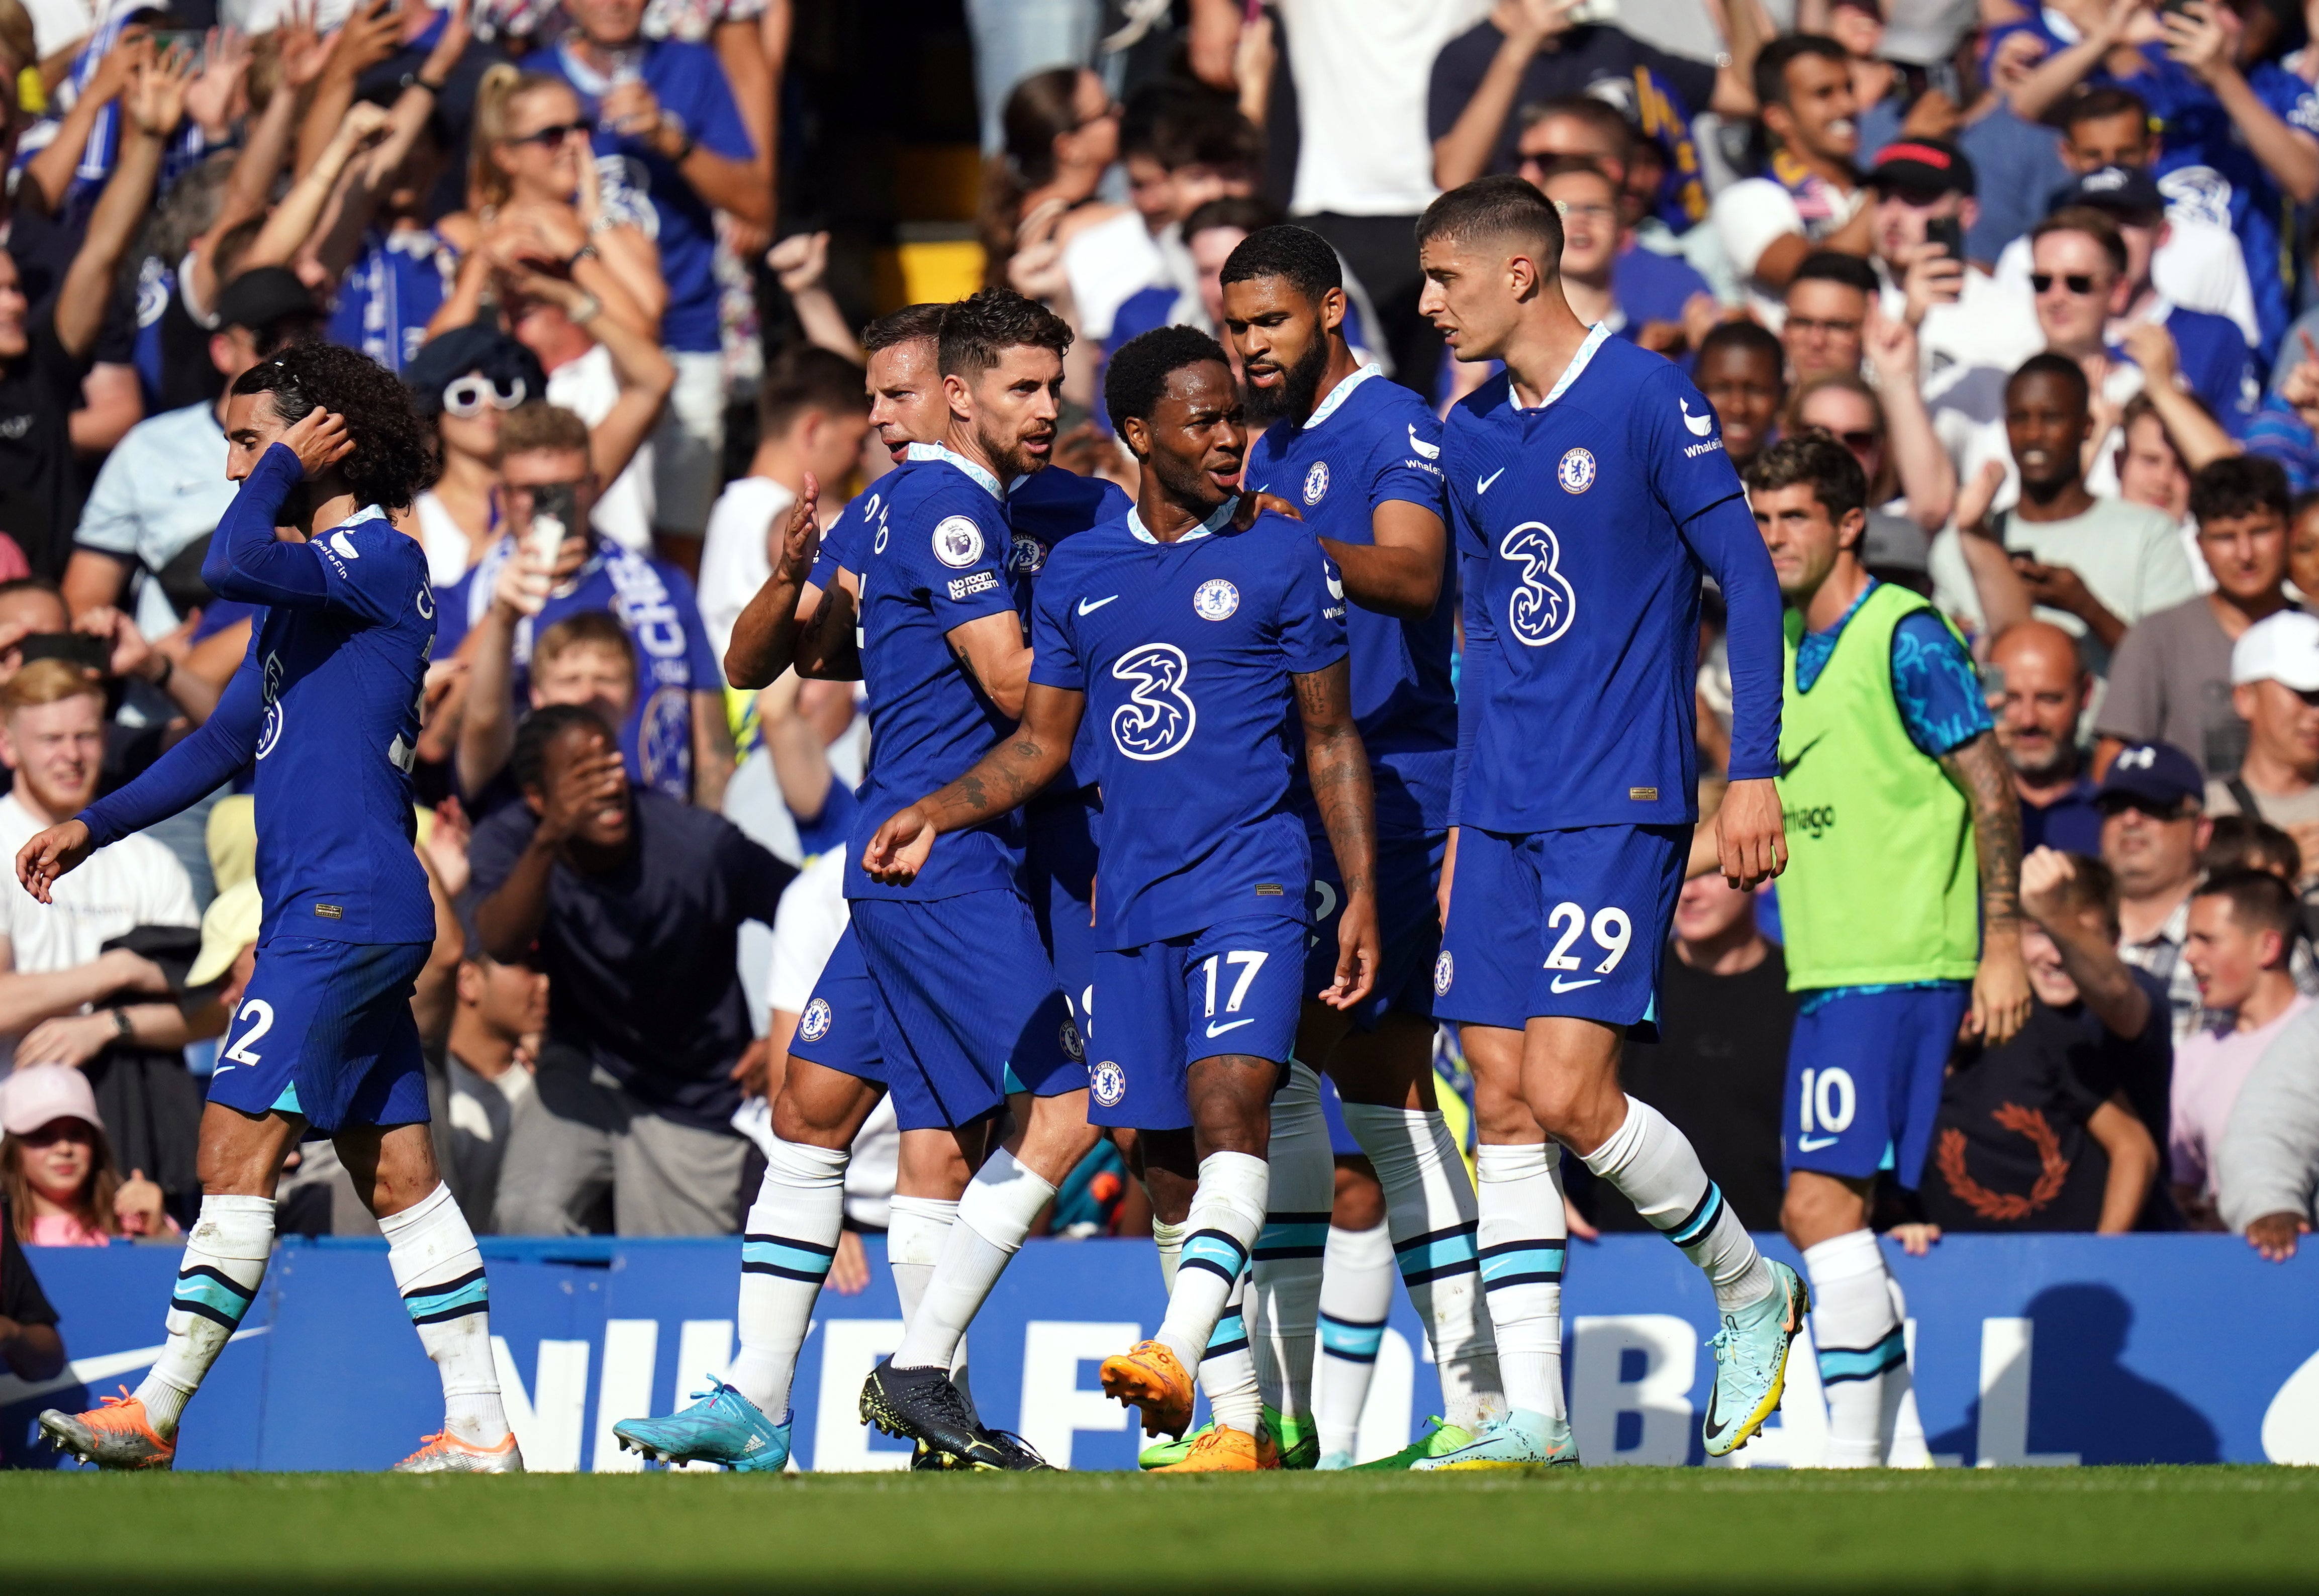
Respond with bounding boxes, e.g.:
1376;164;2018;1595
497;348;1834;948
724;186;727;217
1478;467;1506;494
1549;975;1600;992
1078;595;1119;615
1796;1134;1840;1151
1205;1018;1257;1038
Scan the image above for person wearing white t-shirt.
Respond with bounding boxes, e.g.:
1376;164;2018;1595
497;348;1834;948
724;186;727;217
696;348;871;661
0;661;202;1075
1713;37;1876;326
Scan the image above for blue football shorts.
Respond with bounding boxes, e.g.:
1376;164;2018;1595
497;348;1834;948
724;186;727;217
849;890;1085;1133
1085;915;1306;1132
208;937;432;1134
1303;815;1446;1030
787;921;887;1086
1025;791;1101;1028
1782;983;1969;1189
1434;824;1689;1039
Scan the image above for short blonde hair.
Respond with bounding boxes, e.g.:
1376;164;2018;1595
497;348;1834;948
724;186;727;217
500;401;590;459
3;658;104;717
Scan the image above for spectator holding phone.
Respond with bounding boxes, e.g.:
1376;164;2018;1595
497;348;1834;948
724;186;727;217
1865;138;2042;383
537;0;770;555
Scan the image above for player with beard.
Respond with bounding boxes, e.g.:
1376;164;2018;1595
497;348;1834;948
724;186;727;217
862;324;1378;1472
616;295;1124;1472
1205;224;1506;1471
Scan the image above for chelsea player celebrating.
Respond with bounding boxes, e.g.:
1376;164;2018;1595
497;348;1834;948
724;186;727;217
24;344;519;1473
1418;177;1803;1467
865;325;1380;1472
1219;224;1506;1469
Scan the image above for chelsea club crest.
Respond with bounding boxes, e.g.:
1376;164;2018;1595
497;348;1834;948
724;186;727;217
1558;448;1596;494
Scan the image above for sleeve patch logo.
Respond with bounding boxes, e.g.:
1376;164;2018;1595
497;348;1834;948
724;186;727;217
1194;578;1240;621
1302;460;1330;505
1557;448;1596;493
799;997;833;1043
947;571;1001;600
933;515;985;568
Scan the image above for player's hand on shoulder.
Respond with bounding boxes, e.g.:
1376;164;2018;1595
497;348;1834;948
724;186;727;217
16;820;93;905
279;408;354;479
1238;490;1300;527
862;804;935;885
1715;776;1787;890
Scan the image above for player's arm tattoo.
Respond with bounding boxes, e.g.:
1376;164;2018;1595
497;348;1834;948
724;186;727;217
1940;730;2023;934
920;685;1087;832
1295;659;1377;900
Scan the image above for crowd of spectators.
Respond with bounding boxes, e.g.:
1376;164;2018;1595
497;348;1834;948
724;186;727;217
2;0;2318;1367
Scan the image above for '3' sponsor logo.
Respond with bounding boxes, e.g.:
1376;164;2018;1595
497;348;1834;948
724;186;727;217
1110;643;1197;761
1500;522;1577;647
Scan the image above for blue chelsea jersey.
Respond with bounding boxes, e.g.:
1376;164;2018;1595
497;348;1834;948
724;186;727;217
846;455;1024;902
1244;364;1455;836
1445;329;1783;834
1028;503;1349;948
1008;462;1134;800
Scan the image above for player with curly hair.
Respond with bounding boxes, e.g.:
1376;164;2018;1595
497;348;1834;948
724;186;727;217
21;343;520;1475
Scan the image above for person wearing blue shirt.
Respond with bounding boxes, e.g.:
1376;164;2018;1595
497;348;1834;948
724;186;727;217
540;0;770;545
861;324;1378;1472
1221;223;1506;1470
1416;176;1804;1469
23;343;520;1477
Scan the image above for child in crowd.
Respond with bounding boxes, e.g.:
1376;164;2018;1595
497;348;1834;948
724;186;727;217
1;1065;176;1246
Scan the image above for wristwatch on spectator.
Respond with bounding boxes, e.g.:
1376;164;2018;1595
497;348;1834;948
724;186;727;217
402;69;450;95
653;111;694;163
109;1008;134;1043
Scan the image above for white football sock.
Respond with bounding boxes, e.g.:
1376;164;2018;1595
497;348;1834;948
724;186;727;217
1198;1268;1262;1435
1152;1216;1186;1291
137;1194;274;1438
893;1149;1054;1372
379;1182;509;1447
1475;1142;1568;1422
1341;1099;1505;1432
1314;1221;1395;1459
1155;1151;1268;1374
1249;1062;1331;1425
888;1193;973;1402
1803;1228;1905;1468
727;1137;848;1418
1583;1095;1773;1311
1884;1273;1930;1467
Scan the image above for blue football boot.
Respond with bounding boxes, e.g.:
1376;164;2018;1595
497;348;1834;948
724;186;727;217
613;1377;791;1472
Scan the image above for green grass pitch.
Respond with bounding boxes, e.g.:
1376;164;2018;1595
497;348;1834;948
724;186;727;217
6;1467;2317;1593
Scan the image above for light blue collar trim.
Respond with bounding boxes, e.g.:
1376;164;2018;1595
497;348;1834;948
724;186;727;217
910;442;1003;501
1128;499;1236;545
1303;361;1384;432
335;504;388;531
1514;323;1613;412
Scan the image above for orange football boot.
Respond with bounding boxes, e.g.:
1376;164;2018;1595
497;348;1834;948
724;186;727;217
1099;1339;1196;1438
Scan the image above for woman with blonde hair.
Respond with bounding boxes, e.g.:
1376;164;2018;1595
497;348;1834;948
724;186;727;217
1;1066;175;1247
435;65;665;338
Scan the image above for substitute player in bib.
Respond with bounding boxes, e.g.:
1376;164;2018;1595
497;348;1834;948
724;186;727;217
865;325;1380;1471
1216;223;1504;1471
1421;176;1804;1468
1748;432;2030;1468
23;344;518;1473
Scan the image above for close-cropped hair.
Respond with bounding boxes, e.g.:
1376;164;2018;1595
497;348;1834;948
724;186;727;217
1415;175;1565;270
1742;430;1869;525
936;287;1074;379
533;611;636;674
1104;325;1230;440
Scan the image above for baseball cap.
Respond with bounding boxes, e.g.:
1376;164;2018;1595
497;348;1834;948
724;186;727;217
2095;741;2205;810
1869;139;1976;197
216;267;320;335
0;1064;103;1137
2055;164;2166;218
188;877;263;990
2232;610;2319;691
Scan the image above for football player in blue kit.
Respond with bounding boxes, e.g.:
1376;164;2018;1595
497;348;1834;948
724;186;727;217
1214;224;1506;1471
24;344;519;1473
617;300;1128;1472
1416;177;1805;1467
864;324;1382;1472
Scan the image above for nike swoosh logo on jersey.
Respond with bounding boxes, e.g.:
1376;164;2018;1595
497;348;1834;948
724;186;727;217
1478;467;1506;494
1548;975;1600;992
1205;1018;1257;1038
1796;1134;1841;1151
1078;595;1119;615
1777;735;1825;780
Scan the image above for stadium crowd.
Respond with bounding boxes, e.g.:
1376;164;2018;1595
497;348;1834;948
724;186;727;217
7;0;2319;1398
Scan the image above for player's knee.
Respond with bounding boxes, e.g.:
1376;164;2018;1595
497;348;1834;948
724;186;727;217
1331;1160;1387;1229
1470;1065;1542;1144
769;1066;865;1148
1780;1170;1868;1249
